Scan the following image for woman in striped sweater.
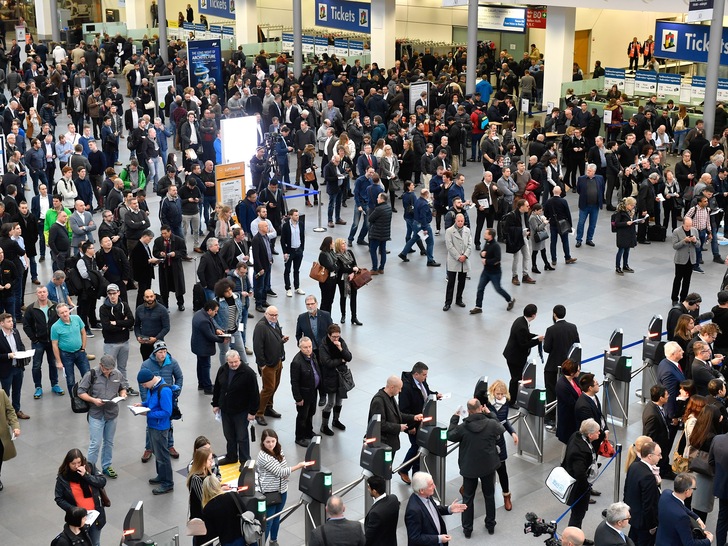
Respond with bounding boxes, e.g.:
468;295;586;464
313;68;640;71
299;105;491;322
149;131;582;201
256;429;309;546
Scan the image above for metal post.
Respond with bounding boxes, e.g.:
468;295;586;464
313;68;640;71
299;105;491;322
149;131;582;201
613;443;622;503
158;0;168;64
313;193;326;232
465;0;478;96
420;449;446;502
303;498;326;546
293;0;303;76
49;0;60;42
702;0;726;138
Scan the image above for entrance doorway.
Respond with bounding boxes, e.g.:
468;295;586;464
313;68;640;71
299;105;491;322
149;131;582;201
574;30;590;77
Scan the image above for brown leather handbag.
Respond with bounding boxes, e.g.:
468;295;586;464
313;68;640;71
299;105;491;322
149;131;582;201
351;268;373;288
309;261;328;282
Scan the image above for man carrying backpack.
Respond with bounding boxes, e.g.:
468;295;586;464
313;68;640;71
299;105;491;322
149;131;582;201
135;365;175;494
137;341;183;467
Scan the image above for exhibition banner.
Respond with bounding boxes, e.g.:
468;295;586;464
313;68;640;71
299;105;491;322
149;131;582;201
634;71;657;94
603;68;625;91
198;0;234;20
654;20;728;64
657;73;682;97
691;75;706;102
315;0;371;34
477;5;526;32
187;39;223;92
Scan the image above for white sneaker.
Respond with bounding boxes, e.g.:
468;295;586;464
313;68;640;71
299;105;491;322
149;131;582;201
286;290;293;297
295;288;306;295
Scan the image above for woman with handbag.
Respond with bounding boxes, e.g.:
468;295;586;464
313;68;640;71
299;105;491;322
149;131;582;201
528;203;553;274
301;144;319;207
675;395;707;480
54;448;107;546
662;169;681;231
201;475;249;546
318;323;353;436
187;446;215;546
688;404;720;521
334;238;362;326
317;237;337;314
256;429;309;546
379;144;400;211
613;197;638;276
486;380;519;511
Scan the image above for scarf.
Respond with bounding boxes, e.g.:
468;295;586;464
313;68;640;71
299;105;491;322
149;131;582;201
64;467;93;498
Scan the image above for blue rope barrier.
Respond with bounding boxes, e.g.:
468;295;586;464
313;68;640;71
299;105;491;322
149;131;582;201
579;330;669;365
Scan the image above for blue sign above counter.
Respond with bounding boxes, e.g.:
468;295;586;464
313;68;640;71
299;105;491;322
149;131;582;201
654;20;728;65
315;0;371;34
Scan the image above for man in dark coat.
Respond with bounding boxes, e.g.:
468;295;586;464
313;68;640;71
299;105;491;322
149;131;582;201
367;375;423;457
624;441;661;546
211;347;259;465
289;336;321;447
252;306;288;427
129;230;159;308
594;503;636;546
447;398;505;537
95;235;132;303
295;295;332;407
152;226;187;311
502;303;543;402
309;496;365;546
367;193;392;274
404;471;466;546
542;304;580;427
251;222;273;312
364;476;399;546
196;237;225;301
192;300;224;395
574;372;609;455
642;384;675;480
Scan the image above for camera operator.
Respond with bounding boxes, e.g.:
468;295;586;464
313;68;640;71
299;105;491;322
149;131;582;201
525;514;586;546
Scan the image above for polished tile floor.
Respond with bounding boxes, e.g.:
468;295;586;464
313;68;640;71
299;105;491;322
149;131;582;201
2;131;725;546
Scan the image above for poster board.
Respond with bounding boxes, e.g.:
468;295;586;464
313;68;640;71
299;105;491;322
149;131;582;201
215;162;246;209
154;75;175;119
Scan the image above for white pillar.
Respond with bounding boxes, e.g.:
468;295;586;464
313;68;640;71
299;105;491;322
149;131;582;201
34;0;55;41
235;0;258;45
543;6;576;109
370;0;395;71
126;0;149;31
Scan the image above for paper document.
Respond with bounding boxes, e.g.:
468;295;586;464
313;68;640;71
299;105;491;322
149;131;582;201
418;230;429;241
13;350;36;359
129;406;150;416
632;217;647;224
85;510;100;526
711;208;724;216
219;333;232;338
656;193;665;202
477;199;489;209
102;396;127;404
440;392;452;400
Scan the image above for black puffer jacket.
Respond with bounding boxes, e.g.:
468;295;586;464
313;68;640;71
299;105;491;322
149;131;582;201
447;411;504;478
367;201;392;241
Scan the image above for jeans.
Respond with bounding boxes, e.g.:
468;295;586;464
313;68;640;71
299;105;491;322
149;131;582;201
203;195;216;225
697;229;707;269
254;269;271;307
475;268;512;307
183;213;200;247
0;367;24;412
87;415;118;470
369;239;387;270
716;497;728;546
327;190;342;222
103;342;130;387
616;247;630;268
197;355;212;391
461;473;496;532
59;349;90;392
221;411;251;464
399;431;421;475
284;247;303;290
145;425;174;450
576;205;599;243
87;523;101;546
549;224;572;261
217;331;246;366
404;218;426;253
37;220;46;257
402;224;434;262
148;156;165;189
348;207;369;243
148;427;173;489
265;491;288;541
32;341;58;388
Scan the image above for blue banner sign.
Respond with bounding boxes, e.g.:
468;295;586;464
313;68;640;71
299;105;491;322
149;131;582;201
188;39;223;92
654;20;728;64
199;0;234;20
634;71;657;94
315;0;371;34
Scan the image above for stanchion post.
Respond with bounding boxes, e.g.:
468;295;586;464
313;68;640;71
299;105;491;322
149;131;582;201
313;191;326;232
613;444;622;503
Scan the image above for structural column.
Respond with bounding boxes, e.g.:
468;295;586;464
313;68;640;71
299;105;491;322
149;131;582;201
542;6;575;109
126;0;150;31
370;0;396;71
34;0;58;42
703;0;726;138
293;0;302;77
234;0;258;46
465;0;478;95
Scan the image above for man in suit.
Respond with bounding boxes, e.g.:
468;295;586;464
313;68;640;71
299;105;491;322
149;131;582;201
69;199;96;255
623;441;661;546
152;226;187;311
295;294;332;409
642;385;675;480
252;306;288;427
368;375;423;458
280;210;305;297
573;372;608;499
543;304;580;427
502;303;543;403
691;340;722;396
251;221;274;313
657;341;687;438
364;476;399;546
655;473;712;546
404;471;466;545
0;312;28;419
710;428;728;546
447;398;505;538
289;336;321;448
398;362;441;485
671;217;701;305
574;163;606;247
594;502;635;546
309;496;365;546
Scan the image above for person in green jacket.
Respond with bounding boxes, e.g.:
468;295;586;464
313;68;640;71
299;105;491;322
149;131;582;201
119;159;147;191
43;194;72;244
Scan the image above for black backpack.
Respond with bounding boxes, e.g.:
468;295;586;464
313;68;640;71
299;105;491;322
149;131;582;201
192;282;206;312
610;212;619;233
160;383;182;420
126;132;139;151
70;369;96;414
64;255;84;296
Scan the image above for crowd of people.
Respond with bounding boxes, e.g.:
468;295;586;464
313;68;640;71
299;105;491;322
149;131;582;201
0;26;728;546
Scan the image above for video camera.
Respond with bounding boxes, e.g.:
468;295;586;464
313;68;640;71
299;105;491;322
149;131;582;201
524;512;560;546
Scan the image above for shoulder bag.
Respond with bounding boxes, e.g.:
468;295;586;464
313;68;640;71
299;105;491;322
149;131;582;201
534;227;550;243
545;466;576;504
186;518;207;536
351;268;372;289
230;490;263;543
688;448;714;477
672;433;690;473
309;261;328;282
336;364;355;392
557;219;571;235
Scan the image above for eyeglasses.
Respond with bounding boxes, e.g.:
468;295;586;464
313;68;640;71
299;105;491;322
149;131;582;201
690;487;698;491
